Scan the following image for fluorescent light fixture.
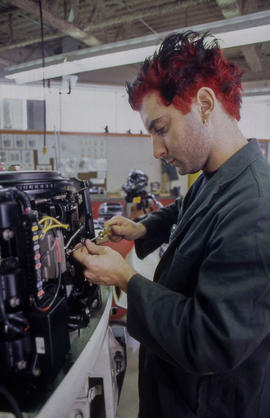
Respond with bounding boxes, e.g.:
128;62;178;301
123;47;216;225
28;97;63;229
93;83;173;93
5;10;270;84
217;24;270;48
5;45;157;84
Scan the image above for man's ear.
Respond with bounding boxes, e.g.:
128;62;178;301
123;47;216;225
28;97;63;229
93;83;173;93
196;87;215;123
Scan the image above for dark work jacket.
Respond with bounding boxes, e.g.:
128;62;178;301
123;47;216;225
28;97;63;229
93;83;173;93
127;139;270;418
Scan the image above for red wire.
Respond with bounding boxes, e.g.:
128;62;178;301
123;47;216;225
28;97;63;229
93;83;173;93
55;239;61;263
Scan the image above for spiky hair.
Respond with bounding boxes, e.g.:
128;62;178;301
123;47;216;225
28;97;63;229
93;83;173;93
126;31;243;120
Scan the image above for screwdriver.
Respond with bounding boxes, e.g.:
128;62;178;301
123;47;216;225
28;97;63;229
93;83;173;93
67;227;111;255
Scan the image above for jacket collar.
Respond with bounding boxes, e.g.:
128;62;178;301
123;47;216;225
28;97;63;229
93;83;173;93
171;138;262;242
207;138;261;187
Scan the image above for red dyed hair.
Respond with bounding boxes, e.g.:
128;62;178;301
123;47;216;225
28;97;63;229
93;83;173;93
126;31;243;121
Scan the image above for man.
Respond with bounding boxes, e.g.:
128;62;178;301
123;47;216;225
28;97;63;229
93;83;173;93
74;31;270;418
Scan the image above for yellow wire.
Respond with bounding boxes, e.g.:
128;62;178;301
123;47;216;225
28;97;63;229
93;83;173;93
38;216;69;239
42;224;69;233
38;216;52;224
45;218;52;229
39;224;69;239
39;216;63;226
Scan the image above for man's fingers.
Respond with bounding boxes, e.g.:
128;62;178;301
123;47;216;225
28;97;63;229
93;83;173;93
111;224;124;234
84;270;104;285
105;216;125;228
104;218;126;241
84;269;93;280
108;225;124;241
85;240;106;254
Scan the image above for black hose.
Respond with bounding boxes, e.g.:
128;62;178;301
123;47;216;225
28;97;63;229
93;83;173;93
0;385;23;418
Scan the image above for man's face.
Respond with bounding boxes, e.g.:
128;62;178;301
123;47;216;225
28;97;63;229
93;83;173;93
139;91;212;175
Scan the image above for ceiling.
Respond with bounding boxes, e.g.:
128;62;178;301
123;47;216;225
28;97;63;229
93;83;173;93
0;0;269;92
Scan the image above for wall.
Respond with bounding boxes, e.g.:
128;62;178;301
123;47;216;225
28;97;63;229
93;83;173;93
239;95;270;139
0;82;146;134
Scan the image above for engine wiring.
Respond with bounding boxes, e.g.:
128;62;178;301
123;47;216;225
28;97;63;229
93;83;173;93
34;237;62;312
0;171;103;405
38;216;69;239
64;224;85;251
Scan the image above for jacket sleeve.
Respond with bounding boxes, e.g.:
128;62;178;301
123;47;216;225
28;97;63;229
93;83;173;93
134;197;182;259
127;196;270;375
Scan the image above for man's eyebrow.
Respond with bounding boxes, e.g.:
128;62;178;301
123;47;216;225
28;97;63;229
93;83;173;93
148;117;163;133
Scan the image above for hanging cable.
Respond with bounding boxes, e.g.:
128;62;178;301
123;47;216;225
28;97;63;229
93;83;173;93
64;224;85;250
38;0;47;154
0;385;23;418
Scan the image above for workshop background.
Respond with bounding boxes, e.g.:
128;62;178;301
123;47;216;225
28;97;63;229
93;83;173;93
0;1;269;418
0;0;269;197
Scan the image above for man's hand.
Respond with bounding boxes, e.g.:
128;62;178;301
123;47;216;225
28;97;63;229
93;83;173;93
73;240;137;292
105;216;147;242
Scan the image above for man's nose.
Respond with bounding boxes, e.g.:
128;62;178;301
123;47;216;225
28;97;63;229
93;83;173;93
152;135;167;159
